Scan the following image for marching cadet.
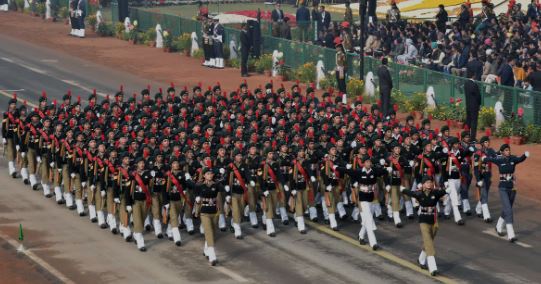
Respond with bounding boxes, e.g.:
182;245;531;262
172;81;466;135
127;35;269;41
401;135;419;218
105;148;120;234
164;159;191;246
384;142;410;228
84;138;100;223
213;147;231;232
38;117;53;198
2;94;19;178
290;149;314;234
50;122;65;204
260;150;284;237
60;128;76;209
129;158;152;251
276;143;292;225
212;16;225;69
227;150;250;239
401;176;447;276
16;103;29;185
345;156;384;250
93;142;109;228
305;139;321;222
459;131;476;216
484;144;529;242
321;145;344;231
202;16;215;67
474;135;497;223
441;137;468;225
245;144;261;228
150;151;167;239
194;168;226;266
71;131;87;216
24;112;42;190
116;153;133;242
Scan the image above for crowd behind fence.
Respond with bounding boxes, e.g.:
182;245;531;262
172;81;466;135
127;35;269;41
111;4;541;126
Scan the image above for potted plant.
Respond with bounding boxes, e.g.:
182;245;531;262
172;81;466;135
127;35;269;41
525;124;541;143
510;108;526;145
255;54;273;76
347;78;365;99
96;22;113;37
58;6;69;23
15;0;24;12
407;92;427;120
162;30;172;52
143;27;157;47
478;106;496;131
87;15;97;32
174;33;192;56
128;21;138;44
115;22;125;39
447;97;466;128
294;62;316;83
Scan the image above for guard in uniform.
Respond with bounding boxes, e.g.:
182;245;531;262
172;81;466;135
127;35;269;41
474;135;496;222
290;149;314;234
260;150;284;237
320;145;343;231
2;94;19;178
335;38;347;96
105;149;119;234
164;159;191;246
93;142;109;228
384;142;410;227
129;158;152;251
402;176;447;276
245;145;261;228
212;17;225;69
60;128;76;209
150;151;167;238
484;144;529;242
116;154;133;241
441;137;466;225
70;131;87;216
38;117;54;198
50;122;65;204
227;150;250;239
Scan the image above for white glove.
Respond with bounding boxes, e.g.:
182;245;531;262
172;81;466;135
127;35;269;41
90;185;96;190
57;168;62;173
326;185;332;192
469;146;475;152
444;181;449;188
164;204;170;210
126;206;132;213
284;185;289;192
114;198;120;204
16;145;20;152
37;156;42;163
417;183;423;190
101;190;106;197
271;117;276;125
185;173;191;180
346;164;352;169
442;148;449;154
250;180;256;187
225;196;232;203
385;185;391;192
310;176;316;183
353;182;358;188
21;152;26;158
481;156;486;161
399;186;406;192
195;197;201;203
219;168;225;175
225;185;230;192
525;151;530;157
81;182;87;188
2;138;6;145
49;162;55;168
150;170;155;177
263;190;269;197
386;167;393;173
291;190;297;196
445;187;451;194
438;132;442;137
379;159;385;166
409;160;414;167
230;114;235;119
476;180;484;187
70;173;76;178
351;141;357;148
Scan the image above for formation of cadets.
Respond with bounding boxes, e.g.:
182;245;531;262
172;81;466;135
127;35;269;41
2;81;529;274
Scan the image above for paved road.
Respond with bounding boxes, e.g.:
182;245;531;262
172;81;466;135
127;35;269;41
1;33;540;284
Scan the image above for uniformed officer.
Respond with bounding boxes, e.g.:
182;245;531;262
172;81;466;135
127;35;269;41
130;158;152;251
474;135;497;222
335;38;347;97
227;150;250;239
2;94;19;178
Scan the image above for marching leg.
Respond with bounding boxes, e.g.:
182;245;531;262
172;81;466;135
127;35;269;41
418;250;427;269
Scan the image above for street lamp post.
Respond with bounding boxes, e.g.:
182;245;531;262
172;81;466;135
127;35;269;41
359;0;367;80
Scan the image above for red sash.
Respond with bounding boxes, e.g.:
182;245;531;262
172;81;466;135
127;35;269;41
63;139;73;154
74;146;83;158
166;172;192;209
94;156;104;168
134;173;152;208
7;112;17;124
85;150;94;163
37;110;46;119
390;157;404;178
38;129;49;142
419;154;435;177
450;154;462;171
293;160;309;181
265;163;279;185
28;124;37;137
229;163;248;192
326;159;340;178
106;160;116;175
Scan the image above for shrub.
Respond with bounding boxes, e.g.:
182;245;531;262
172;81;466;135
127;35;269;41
58;6;69;18
15;0;24;11
162;30;173;50
36;2;45;17
174;33;191;53
192;49;204;59
227;58;240;68
525;124;541;143
405;92;427;112
496;113;525;137
255;54;273;73
445;97;465;122
87;15;97;30
391;89;408;112
346;78;364;98
294;62;316;83
478;106;495;130
429;105;449;120
319;73;336;90
248;57;258;72
96;22;113;37
115;22;125;38
144;28;157;44
223;45;230;60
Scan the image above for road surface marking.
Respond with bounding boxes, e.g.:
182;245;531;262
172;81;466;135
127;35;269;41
0;90;38;108
40;59;58;63
213;266;250;283
304;219;457;284
2;56;47;74
482;229;532;248
0;89;25;92
0;231;75;284
61;79;108;98
1;57;14;63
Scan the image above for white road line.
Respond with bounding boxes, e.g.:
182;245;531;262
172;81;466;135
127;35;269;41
0;90;38;108
482;229;532;248
0;89;25;92
40;59;58;63
1;57;14;63
0;231;76;284
61;79;108;98
213;266;250;283
2;56;46;74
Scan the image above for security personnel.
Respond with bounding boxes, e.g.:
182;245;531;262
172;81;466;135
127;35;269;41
484;144;529;242
402;176;447;276
212;17;224;69
2;94;19;178
335;38;347;95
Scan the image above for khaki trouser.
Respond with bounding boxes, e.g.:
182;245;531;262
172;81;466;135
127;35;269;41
264;190;278;219
420;223;438;256
120;195;129;227
88;183;104;210
6;138;15;161
247;184;258;211
183;191;193;219
216;191;224;215
294;189;308;217
72;173;82;199
40;157;50;183
17;150;28;168
27;148;37;174
231;193;244;224
169;200;182;227
151;193;163;220
52;167;62;187
403;174;413;202
62;165;72;193
132;200;147;233
201;212;219;246
106;186;115;215
390;185;401;211
324;186;339;213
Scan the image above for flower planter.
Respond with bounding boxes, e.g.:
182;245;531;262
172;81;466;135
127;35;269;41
264;70;272;77
510;136;524;145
